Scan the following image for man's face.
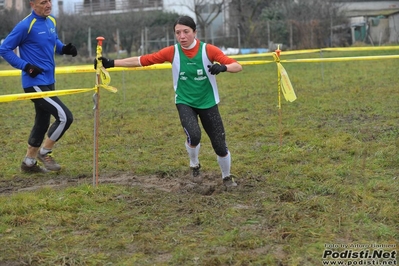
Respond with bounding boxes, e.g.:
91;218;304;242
30;0;52;17
174;24;196;48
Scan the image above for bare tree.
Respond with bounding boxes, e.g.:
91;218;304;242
90;11;179;57
249;0;349;50
280;0;348;49
168;0;227;42
102;12;142;57
0;8;26;40
195;0;227;42
229;0;272;48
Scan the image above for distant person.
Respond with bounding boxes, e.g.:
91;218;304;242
95;16;242;187
0;0;77;173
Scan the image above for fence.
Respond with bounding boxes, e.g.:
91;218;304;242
74;0;163;14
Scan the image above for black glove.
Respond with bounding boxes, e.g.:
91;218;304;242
24;63;43;78
62;43;77;57
94;57;114;69
207;64;227;75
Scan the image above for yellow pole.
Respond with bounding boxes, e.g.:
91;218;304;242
274;45;283;146
93;36;104;186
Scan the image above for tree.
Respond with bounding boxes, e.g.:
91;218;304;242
0;8;25;40
167;0;227;43
97;11;179;57
256;0;348;49
260;3;289;48
228;0;272;48
194;0;226;42
55;10;180;59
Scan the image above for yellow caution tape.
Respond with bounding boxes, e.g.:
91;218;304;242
99;67;111;86
281;54;399;63
277;62;296;102
0;88;95;103
0;60;275;77
273;52;297;103
99;84;117;93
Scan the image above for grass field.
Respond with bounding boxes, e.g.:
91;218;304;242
0;49;398;265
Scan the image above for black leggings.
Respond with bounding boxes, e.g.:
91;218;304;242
25;84;73;147
176;104;228;157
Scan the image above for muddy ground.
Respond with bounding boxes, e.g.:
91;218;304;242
0;171;256;196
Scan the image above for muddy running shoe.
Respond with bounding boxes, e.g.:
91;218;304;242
191;164;201;177
37;152;61;171
190;164;202;184
21;161;49;173
223;175;237;187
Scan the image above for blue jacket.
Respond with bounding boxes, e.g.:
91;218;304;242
0;10;64;89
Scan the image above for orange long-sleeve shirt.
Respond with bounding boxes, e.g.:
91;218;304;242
139;39;237;66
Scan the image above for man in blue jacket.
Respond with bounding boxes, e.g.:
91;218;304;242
0;0;77;173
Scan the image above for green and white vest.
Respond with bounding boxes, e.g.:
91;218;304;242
172;42;219;109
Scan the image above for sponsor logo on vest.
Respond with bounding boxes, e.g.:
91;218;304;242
194;76;207;81
179;72;188;80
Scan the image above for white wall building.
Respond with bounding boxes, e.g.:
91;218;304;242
162;0;195;18
53;0;81;15
55;0;214;20
56;0;226;42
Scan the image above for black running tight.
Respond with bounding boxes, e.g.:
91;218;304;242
176;104;228;157
25;84;73;147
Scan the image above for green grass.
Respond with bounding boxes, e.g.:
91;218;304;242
0;50;398;265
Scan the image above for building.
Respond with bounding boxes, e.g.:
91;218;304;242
338;1;399;44
67;0;227;43
0;0;27;13
71;0;163;14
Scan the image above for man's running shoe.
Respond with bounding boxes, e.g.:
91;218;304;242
21;161;49;173
37;152;61;171
223;175;237;187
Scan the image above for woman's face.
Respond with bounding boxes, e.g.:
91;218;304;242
174;24;196;48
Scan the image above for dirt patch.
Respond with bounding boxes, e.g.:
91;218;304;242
0;171;247;196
